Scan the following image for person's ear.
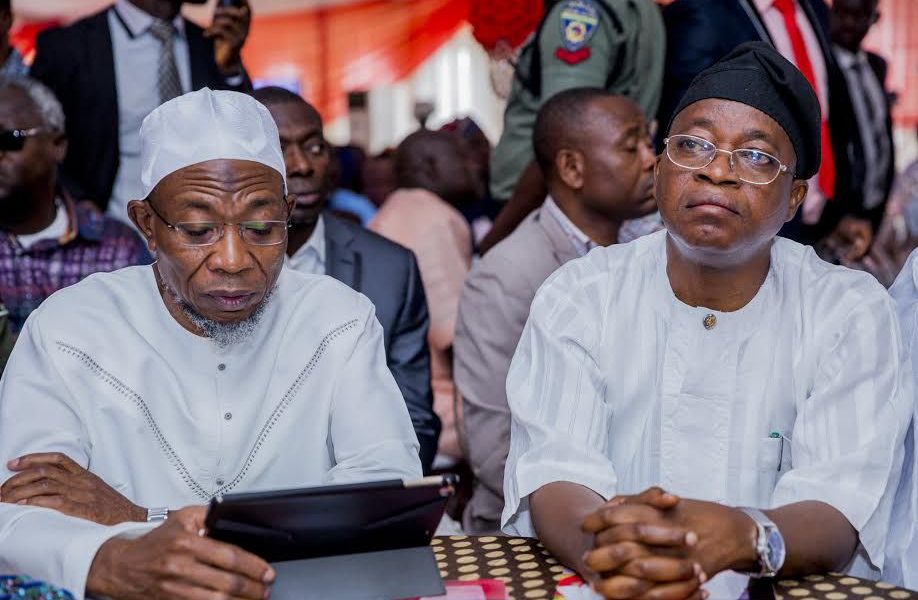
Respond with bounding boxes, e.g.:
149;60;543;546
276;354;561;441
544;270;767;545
50;132;67;164
786;178;808;222
128;200;158;253
284;192;295;216
556;149;585;190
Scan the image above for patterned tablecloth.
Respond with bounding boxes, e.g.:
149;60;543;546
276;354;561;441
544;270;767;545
432;536;917;600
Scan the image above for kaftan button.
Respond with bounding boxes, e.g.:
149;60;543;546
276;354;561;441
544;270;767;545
703;314;717;330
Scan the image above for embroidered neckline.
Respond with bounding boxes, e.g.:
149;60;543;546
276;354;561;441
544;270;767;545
56;319;360;500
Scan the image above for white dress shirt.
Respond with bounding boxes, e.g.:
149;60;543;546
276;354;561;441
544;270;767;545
502;230;913;579
0;265;421;598
286;214;327;276
543;196;596;258
886;251;918;588
753;0;828;114
107;0;192;225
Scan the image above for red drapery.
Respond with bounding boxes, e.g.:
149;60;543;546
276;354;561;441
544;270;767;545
8;0;470;123
242;0;470;122
864;0;918;127
6;0;917;126
10;20;59;64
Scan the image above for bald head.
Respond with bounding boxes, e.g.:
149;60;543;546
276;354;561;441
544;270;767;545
534;88;644;180
395;130;460;176
395;130;483;206
251;86;322;124
533;88;656;228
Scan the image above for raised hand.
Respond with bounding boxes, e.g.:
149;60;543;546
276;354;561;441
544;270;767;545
206;0;251;76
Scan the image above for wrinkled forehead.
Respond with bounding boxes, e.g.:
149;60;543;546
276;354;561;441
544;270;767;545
151;158;286;210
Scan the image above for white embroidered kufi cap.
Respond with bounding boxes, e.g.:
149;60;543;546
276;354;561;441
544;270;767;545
139;87;287;199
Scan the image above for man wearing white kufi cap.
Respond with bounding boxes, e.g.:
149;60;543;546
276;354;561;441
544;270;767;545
0;89;423;600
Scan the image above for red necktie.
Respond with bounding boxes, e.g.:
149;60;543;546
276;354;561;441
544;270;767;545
773;0;836;198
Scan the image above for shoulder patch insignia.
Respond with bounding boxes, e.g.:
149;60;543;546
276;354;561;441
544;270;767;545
559;0;600;52
555;47;592;65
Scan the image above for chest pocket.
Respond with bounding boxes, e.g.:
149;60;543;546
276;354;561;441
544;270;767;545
758;436;784;471
757;435;788;498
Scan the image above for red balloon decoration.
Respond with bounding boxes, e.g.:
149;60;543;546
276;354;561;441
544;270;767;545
468;0;544;52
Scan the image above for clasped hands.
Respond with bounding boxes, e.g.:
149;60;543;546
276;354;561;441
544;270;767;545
1;453;274;600
580;487;757;600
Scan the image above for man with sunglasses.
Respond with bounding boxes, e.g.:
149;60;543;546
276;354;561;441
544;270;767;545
0;88;422;600
501;42;913;598
0;76;151;334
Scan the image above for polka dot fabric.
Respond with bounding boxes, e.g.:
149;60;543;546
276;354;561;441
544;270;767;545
773;574;917;600
433;536;565;599
432;537;917;600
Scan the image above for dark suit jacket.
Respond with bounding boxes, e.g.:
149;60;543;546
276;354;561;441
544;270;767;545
869;51;896;207
844;51;896;229
659;0;866;240
30;8;252;211
323;213;440;472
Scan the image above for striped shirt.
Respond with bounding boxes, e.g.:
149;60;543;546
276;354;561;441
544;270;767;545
502;230;913;579
0;193;152;332
886;251;918;587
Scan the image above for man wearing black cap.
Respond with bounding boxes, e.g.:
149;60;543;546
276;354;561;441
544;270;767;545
659;0;875;264
500;42;913;597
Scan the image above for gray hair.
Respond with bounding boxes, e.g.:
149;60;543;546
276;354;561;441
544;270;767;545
0;75;65;132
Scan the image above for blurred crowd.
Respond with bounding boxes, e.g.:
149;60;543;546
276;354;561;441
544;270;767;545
0;0;917;598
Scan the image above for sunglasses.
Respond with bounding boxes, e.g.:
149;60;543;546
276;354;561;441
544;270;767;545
0;128;44;152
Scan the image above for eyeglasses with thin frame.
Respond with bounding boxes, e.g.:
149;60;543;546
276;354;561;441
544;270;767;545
0;127;45;152
664;134;792;185
146;200;289;247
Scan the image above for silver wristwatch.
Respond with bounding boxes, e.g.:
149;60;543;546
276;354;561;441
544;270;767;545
738;508;786;578
146;507;170;523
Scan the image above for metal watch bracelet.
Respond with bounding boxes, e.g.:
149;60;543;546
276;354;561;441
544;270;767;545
146;507;169;523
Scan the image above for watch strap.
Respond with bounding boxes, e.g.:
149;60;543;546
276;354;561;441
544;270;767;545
737;507;782;578
146;507;169;523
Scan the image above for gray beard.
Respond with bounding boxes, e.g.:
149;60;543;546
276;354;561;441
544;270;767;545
161;277;276;349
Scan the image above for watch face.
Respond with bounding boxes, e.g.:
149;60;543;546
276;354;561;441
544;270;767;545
765;527;786;571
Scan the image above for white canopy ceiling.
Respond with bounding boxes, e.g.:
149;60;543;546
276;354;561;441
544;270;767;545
12;0;360;23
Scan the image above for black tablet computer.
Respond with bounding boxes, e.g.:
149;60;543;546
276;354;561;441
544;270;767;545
205;474;457;563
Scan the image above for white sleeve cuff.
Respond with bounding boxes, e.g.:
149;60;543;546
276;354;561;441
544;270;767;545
0;505;154;600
